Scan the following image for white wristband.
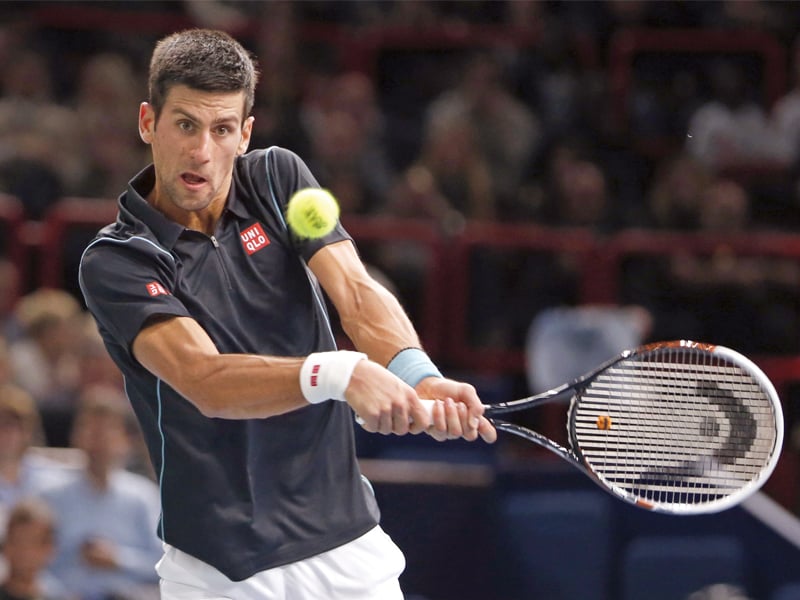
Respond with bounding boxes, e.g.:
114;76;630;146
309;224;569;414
300;351;367;404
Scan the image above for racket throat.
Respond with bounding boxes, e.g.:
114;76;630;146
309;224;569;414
492;420;577;464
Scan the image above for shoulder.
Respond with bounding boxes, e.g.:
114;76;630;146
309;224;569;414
83;229;173;263
23;451;79;480
80;228;175;291
233;146;320;221
235;146;311;188
37;471;83;503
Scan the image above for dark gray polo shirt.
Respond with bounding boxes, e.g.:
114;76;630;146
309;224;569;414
79;147;379;581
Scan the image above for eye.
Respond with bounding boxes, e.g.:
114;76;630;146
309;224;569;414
178;120;194;133
215;125;231;136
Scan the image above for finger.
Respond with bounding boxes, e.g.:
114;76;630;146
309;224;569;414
478;416;498;443
457;401;479;442
428;399;448;442
378;410;394;435
444;398;464;439
408;399;431;435
355;412;377;433
391;406;410;436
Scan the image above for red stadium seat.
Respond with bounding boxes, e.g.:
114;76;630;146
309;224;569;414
0;194;27;293
38;197;119;291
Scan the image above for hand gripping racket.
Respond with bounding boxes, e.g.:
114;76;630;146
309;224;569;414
422;341;783;514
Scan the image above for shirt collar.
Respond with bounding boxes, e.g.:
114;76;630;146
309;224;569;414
120;165;184;249
119;164;250;249
224;187;250;220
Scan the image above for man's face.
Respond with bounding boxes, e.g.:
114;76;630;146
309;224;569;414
3;519;54;576
72;412;130;472
0;410;30;463
138;85;253;224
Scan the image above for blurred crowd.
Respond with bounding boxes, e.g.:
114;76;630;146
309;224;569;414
2;0;800;596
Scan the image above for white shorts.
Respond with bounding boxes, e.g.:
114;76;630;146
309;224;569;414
156;525;406;600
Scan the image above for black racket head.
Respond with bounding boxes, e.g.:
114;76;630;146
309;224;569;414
568;340;783;514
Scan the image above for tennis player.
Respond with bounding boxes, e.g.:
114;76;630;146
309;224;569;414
78;28;496;599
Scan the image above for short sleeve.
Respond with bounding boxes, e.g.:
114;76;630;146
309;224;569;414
79;238;191;358
261;147;353;262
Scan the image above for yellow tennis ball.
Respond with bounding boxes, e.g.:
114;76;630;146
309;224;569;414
286;188;340;239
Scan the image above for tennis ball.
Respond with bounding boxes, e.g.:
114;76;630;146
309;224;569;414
286;188;340;239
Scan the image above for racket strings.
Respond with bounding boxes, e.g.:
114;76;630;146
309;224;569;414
573;347;778;509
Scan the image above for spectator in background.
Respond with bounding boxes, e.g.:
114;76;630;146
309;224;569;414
301;71;396;215
0;259;21;342
526;304;653;393
520;135;621;229
553;159;611;228
425;51;541;211
769;35;800;230
41;386;161;600
771;39;800;162
0;337;9;386
536;140;617;230
646;152;714;230
0;47;83;218
249;1;309;157
0;385;68;538
380;104;494;328
0;498;69;600
73;315;123;395
491;139;619;351
388;104;494;228
685;60;785;171
74;53;148;199
641;178;800;353
514;16;584;140
7;290;82;446
73;317;151;481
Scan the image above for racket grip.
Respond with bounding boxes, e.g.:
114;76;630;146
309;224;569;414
354;398;435;426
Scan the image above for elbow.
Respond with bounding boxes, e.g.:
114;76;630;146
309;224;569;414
177;382;225;418
191;394;227;418
170;364;228;418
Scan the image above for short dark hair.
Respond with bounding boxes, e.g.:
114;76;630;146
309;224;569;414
148;29;259;119
6;497;55;541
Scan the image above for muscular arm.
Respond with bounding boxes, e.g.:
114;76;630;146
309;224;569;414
130;240;424;425
131;239;492;440
309;240;420;364
132;316;308;419
311;240;496;443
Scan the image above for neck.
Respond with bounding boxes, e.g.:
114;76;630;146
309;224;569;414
86;462;111;491
147;179;226;235
0;458;21;484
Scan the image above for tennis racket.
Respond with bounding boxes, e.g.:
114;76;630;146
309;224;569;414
422;340;783;515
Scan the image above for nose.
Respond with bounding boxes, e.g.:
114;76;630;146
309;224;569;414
190;131;212;162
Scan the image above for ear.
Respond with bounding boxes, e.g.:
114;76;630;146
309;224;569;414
237;115;254;155
139;102;155;144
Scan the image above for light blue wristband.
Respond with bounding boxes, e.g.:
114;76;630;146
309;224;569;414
387;348;443;387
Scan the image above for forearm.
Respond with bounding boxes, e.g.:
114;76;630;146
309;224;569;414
310;241;424;366
133;316;308;419
338;275;421;366
176;354;307;419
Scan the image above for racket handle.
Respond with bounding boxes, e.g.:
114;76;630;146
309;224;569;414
419;398;435;417
354;398;436;426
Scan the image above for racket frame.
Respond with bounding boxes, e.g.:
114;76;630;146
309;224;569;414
488;341;784;515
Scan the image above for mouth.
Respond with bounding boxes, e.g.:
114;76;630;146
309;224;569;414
181;172;208;189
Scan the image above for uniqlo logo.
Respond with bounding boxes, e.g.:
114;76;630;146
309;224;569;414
310;364;320;387
240;223;270;255
146;281;170;297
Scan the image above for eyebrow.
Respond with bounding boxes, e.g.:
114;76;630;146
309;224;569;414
171;107;241;127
